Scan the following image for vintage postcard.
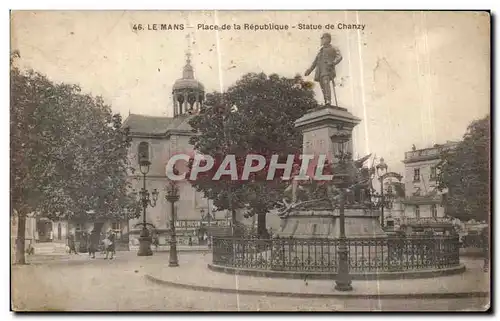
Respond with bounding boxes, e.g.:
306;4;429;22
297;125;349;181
10;10;490;312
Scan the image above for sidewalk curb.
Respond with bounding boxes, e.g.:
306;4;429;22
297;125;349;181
144;274;490;299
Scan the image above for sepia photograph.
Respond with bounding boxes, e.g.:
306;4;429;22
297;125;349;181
9;10;491;312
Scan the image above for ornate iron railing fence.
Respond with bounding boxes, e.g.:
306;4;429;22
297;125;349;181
212;235;460;273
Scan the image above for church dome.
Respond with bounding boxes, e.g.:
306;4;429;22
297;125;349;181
172;52;205;117
173;78;205;91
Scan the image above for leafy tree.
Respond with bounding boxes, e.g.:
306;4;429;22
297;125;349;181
188;73;318;237
437;115;490;222
10;51;140;264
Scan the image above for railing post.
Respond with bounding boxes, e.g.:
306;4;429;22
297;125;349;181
282;238;286;270
433;236;439;269
387;235;394;271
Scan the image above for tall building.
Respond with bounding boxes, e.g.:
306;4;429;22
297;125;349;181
122;53;230;249
401;142;458;223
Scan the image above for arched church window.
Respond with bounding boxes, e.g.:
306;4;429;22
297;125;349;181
138;142;150;164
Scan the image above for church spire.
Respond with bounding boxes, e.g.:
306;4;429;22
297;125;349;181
182;51;194;79
182;33;195;79
172;34;205;117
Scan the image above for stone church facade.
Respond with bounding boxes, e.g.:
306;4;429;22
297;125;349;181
123;54;232;249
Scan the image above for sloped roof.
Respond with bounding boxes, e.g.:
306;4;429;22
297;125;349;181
122;113;194;135
122;114;174;134
167;114;193;130
175;115;195;131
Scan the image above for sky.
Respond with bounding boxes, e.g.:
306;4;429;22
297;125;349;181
10;10;490;175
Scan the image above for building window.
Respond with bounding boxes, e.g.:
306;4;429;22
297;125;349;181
413;168;420;182
415;205;420;219
431;205;437;219
138;142;150;164
430;166;437;181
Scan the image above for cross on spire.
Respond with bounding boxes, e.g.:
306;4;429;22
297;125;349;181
185;32;193;64
182;32;195;79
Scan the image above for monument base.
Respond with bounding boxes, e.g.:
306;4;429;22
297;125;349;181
277;208;387;239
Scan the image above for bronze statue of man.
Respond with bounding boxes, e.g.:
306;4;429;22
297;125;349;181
305;33;343;106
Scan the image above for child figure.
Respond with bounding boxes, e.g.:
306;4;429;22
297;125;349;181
104;230;116;260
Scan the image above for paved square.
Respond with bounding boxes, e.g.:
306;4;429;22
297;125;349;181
11;252;490;311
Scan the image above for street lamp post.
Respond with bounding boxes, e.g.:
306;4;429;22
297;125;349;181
334;186;352;291
332;138;353;292
385;185;395;229
221;105;237;234
166;180;180;267
376;158;388;228
137;160;159;257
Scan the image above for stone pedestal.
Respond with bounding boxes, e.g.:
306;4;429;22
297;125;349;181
295;106;361;163
276;105;386;240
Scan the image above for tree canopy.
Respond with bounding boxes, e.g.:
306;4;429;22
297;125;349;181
11;51;140;223
437;114;490;222
187;73;318;236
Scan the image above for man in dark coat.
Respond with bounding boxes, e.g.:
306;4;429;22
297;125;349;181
88;229;99;259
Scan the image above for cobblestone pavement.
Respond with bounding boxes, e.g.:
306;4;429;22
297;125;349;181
12;252;490;311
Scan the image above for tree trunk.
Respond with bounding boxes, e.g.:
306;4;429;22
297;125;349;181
231;209;237;226
15;213;26;264
257;212;267;238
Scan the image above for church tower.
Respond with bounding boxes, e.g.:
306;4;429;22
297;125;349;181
172;52;205;116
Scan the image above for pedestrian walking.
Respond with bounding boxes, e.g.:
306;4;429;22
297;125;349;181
67;232;78;254
207;235;212;249
26;240;35;255
104;230;116;260
88;229;99;259
152;234;159;251
100;232;106;254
